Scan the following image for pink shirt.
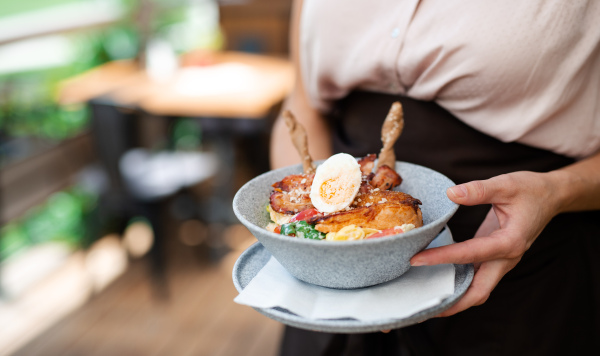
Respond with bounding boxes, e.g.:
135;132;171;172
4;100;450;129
300;0;600;158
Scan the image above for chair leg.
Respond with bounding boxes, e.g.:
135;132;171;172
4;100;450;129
140;199;169;300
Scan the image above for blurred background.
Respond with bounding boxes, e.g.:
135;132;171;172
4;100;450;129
0;0;292;354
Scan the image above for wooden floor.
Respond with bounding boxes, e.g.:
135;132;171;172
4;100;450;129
10;226;284;356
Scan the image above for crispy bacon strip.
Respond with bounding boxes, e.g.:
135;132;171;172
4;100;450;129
357;154;376;176
358;180;374;195
283;110;316;174
270;191;314;215
377;102;404;170
272;174;314;192
308;203;423;233
369;165;402;190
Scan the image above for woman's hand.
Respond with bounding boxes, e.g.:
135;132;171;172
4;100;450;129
410;171;568;317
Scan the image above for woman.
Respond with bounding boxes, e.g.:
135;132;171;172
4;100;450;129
270;1;600;355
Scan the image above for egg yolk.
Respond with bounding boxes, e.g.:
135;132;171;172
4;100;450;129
319;179;356;205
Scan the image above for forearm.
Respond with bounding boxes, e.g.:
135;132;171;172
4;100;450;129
547;151;600;213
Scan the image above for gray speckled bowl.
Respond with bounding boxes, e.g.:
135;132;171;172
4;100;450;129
233;161;458;289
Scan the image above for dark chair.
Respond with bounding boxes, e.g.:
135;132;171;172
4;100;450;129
88;98;216;298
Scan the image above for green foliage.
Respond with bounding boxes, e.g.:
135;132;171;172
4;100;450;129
0;187;98;260
0;224;29;259
0;22;140;141
172;118;202;150
0;0;81;18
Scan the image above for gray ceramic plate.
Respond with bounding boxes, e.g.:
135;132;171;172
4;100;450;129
233;242;474;334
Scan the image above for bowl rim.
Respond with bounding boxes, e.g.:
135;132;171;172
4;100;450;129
233;160;459;247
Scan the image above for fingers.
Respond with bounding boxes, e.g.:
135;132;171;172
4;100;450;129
447;175;516;206
411;232;515;266
473;208;500;239
436;258;518;317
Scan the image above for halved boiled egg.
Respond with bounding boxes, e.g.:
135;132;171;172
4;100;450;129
310;153;362;213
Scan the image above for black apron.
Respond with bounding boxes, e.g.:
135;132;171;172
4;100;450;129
279;91;600;356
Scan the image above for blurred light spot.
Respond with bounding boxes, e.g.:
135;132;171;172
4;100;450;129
85;234;127;292
179;219;207;246
224;224;254;250
174;63;260;96
0;242;71;299
0;35;74;75
123;221;154;258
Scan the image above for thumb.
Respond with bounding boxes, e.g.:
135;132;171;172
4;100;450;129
447;177;507;206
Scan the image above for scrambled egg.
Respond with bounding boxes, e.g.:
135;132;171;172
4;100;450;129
326;225;380;241
267;205;293;225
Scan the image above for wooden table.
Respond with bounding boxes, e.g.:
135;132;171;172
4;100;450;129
58;50;294;223
58;51;294;119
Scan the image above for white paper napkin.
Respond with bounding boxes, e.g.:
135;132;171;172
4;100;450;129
234;228;456;321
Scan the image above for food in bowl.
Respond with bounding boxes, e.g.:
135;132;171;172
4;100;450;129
232;162;459;288
266;103;423;241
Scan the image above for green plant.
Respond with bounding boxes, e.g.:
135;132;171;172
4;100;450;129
0;187;99;260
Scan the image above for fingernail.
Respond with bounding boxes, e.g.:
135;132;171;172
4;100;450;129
449;185;467;198
411;259;427;266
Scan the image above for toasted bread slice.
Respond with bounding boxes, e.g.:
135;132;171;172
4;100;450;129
308;202;423;233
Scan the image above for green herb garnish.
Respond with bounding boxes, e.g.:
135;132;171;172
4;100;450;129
280;220;325;240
